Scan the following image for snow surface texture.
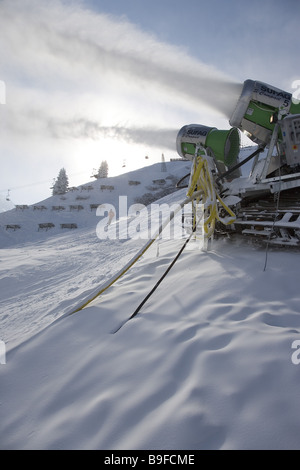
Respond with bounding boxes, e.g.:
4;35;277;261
1;160;300;450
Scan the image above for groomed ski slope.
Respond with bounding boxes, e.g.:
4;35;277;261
1;160;300;449
1;222;300;448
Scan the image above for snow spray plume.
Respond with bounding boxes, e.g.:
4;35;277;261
48;118;178;150
0;0;242;126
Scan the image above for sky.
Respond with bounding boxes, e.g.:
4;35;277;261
0;0;300;204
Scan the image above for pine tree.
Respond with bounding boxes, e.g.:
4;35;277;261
161;153;167;172
98;160;109;178
51;168;69;195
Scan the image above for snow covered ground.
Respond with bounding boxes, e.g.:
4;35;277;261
1;159;300;450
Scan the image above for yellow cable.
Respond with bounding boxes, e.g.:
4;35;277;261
186;153;236;239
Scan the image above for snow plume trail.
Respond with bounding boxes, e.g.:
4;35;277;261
48;119;178;150
0;0;242;147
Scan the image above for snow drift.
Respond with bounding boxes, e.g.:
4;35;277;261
1;159;300;450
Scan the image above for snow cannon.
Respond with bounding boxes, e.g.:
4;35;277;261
175;80;300;248
176;124;240;167
230;79;300;150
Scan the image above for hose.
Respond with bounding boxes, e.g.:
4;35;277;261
67;190;204;315
187;152;236;238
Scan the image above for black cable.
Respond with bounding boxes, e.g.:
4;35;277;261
263;152;281;272
176;172;190;189
216;145;265;184
175;147;265;190
112;226;197;334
